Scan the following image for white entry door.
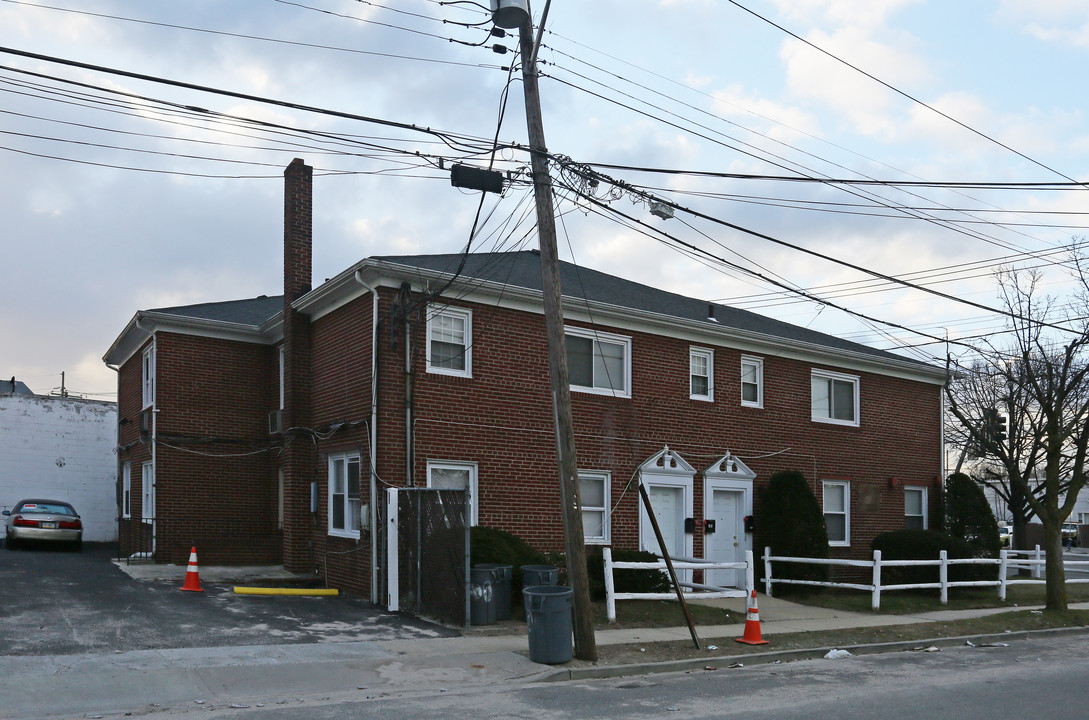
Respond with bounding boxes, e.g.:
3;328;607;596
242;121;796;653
642;485;685;559
706;489;743;588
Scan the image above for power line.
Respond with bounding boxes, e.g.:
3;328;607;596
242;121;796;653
724;0;1081;184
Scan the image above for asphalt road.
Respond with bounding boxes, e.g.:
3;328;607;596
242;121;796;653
0;543;455;655
150;631;1087;719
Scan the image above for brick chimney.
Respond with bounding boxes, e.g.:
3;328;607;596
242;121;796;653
281;158;315;574
284;158;313;302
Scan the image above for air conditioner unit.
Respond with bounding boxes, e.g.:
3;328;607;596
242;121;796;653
139;409;152;435
268;410;283;435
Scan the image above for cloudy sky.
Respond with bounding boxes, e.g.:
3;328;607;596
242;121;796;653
2;0;1088;398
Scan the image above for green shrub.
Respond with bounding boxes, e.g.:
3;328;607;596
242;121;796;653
944;473;1001;558
469;526;548;603
872;529;993;585
584;547;671;601
754;470;829;590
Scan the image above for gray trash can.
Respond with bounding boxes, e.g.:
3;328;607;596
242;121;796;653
475;564;512;620
469;567;497;626
520;564;559;588
523;585;573;664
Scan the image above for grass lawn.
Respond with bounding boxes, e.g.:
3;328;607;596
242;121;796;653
781;579;1089;614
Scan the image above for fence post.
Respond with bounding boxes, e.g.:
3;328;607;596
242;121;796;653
939;549;948;604
745;549;755;600
872;549;881;610
764;546;773;597
603;547;617;623
1033;544;1042;579
998;549;1008;601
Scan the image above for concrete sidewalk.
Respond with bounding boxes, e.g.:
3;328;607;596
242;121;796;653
3;562;1085;720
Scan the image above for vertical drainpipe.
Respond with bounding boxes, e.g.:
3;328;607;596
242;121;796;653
354;271;381;604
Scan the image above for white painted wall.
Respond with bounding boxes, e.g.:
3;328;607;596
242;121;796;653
1;394;117;541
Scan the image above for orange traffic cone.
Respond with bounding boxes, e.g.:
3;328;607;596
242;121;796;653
180;547;204;592
735;589;768;645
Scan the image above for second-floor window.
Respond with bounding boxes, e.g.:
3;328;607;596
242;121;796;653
690;348;713;401
142;345;155;408
427;306;472;378
741;356;763;407
566;327;631;398
811;369;859;426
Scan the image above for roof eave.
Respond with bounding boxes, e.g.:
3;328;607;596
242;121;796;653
299;259;946;384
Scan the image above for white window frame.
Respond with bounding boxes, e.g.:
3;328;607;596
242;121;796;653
427;461;479;525
141;461;154;525
565;326;632;398
740;356;763;408
689;347;714;402
121;462;131;519
141;344;155;409
579;471;611;544
426;305;472;378
823;480;850;547
328;452;362;539
905;485;928;530
811;369;860;426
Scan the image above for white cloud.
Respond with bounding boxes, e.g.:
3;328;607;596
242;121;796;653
767;0;924;29
998;0;1089;47
780;27;927;141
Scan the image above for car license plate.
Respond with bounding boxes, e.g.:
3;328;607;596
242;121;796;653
40;521;57;529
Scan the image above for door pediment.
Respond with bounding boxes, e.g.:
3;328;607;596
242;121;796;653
704;452;755;481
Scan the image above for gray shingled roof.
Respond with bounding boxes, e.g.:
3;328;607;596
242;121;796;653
143;252;932;369
376;251;932;368
150;295;284;327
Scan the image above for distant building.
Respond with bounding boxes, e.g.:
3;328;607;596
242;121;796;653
1;377;34;396
0;390;118;541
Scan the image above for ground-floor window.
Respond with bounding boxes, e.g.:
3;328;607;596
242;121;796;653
904;485;927;530
823;480;850;546
427;460;478;525
579;471;610;543
328;452;361;538
122;462;131;519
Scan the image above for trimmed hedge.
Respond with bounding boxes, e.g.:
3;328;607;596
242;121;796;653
945;472;1001;558
469;526;548;603
754;470;829;590
872;529;993;585
585;546;672;601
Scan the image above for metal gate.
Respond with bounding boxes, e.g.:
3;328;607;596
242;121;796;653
385;488;469;627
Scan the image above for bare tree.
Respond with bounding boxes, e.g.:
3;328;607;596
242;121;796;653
946;251;1089;611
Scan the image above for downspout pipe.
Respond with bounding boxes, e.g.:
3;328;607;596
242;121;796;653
354;271;381;605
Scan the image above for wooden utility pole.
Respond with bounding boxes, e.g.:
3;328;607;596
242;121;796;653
517;13;597;661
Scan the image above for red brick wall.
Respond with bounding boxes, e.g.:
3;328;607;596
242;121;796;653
116;333;281;565
361;288;943;564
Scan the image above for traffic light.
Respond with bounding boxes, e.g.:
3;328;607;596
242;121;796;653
995;413;1008;444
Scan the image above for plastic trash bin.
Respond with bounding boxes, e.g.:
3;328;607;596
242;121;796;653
520;564;559;588
523;585;573;664
469;567;498;626
475;564;512;620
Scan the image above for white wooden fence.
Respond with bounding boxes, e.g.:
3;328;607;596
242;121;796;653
602;547;753;622
763;546;1089;609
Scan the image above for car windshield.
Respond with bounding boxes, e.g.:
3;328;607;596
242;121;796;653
17;503;75;516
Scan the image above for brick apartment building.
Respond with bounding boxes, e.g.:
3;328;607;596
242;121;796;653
103;159;947;604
